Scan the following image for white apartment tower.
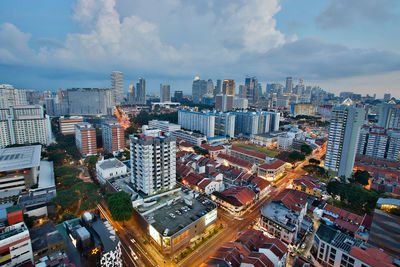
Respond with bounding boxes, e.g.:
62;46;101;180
178;110;215;137
0;84;28;108
130;129;176;195
324;100;365;179
111;71;123;105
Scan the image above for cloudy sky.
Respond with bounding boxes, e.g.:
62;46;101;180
0;0;399;97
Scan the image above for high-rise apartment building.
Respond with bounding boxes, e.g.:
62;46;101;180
178;110;215;137
75;122;97;157
130;129;176;195
0;84;28;108
111;71;123;105
66;88;114;115
192;77;207;104
136;78;146;105
0;105;52;148
324;101;365;178
102;121;125;154
233;110;280;136
206;79;214;96
214;112;235;138
127;84;136;104
215;94;234;112
378;103;400;129
222;79;235;96
284;77;293;94
160;84;171;102
59;116;83;135
244;76;259;104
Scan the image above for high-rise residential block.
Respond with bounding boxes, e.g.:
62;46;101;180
136;78;146;105
160;84;171;102
378;103;400;129
66;88;114;115
206;79;214;96
215;94;234;112
178;110;215;137
222;79;235;96
324;101;365;178
244;76;259;104
111;71;123;105
127;84;136;104
173;91;183;102
0;84;28;108
0;105;52;148
59;116;83;135
214;112;235;138
233;110;280;136
130;129;176;195
284;77;293;94
75;122;97;157
102;121;125;154
149;120;181;132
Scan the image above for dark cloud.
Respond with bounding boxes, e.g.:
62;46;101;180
316;0;398;29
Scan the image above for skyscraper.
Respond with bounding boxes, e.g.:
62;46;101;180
160;84;171;102
174;91;183;102
222;79;235;96
111;71;123;105
244;76;259;104
324;100;365;179
127;84;136;104
136;77;146;104
214;79;222;97
130;128;176;195
384;93;391;102
192;77;207;104
285;77;293;94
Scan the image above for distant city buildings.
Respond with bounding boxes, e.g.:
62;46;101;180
178;110;215;137
324;100;365;178
0;84;28;108
285;77;293;94
222;79;235;96
160;84;171;102
130;128;176;195
65;88;114;115
136;77;146;105
0;105;52;147
75;122;97;157
192;77;208;104
111;71;123;105
102;121;124;154
173;90;183;102
59;116;83;135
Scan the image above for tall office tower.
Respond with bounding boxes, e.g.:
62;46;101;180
66;88;114;115
75;122;97;157
192;77;207;104
378;102;400;129
324;101;365;179
0;105;52;148
238;85;246;99
174;91;183;102
111;71;123;105
215;94;234;112
214;112;235;138
244;76;259;104
130;128;176;195
136;77;146;105
178;110;215;137
160;84;171;102
102;121;125;154
206;79;214;96
222;79;235;96
127;84;136;104
0;84;28;108
384;93;391;102
214;79;222;97
285;77;293;94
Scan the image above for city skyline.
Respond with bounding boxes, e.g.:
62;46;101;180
0;0;400;97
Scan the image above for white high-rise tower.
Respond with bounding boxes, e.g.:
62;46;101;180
111;71;123;105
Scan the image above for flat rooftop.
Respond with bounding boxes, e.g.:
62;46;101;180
261;202;297;231
136;188;216;237
30;221;64;253
97;158;125;170
38;161;55;189
0;145;42;172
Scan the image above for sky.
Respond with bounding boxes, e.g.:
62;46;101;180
0;0;400;97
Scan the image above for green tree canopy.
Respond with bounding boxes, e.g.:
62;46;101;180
53;188;79;212
59;175;80;188
55;166;81;178
193;146;208;156
107;191;133;222
59;213;77;223
84;155;99;166
288;151;305;163
300;144;313;155
309;158;321;165
48;152;67;166
352;170;370;186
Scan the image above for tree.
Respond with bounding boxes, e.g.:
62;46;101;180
107;191;133;222
352;170;370;186
59;175;80;188
300;144;313;155
48;152;67;166
288;151;305;163
53;188;79;212
23;214;36;228
55;166;81;178
303;164;330;181
193;146;209;156
59;213;77;223
309;158;321;165
84;155;99;166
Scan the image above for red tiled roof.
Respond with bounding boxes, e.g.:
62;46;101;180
216;153;254;169
258;159;285;170
179;141;193;147
324;204;363;224
242;253;274;267
216;165;230;172
198;179;214;190
334;218;359;233
323;203;342;215
350;247;395;267
250;176;271;191
223;187;256;205
260;238;288;259
184;173;204;186
361;214;373;228
231;146;266;160
293;175;322;189
273;189;308;212
322;214;336;222
201;143;225;152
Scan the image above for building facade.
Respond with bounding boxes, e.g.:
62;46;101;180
178;110;215;138
75;122;97;157
0;84;28;108
59;117;83;135
136;78;146;105
111;71;123;105
102;121;125;154
130;129;176;195
160;84;171;102
66;88;114;115
324;102;365;178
